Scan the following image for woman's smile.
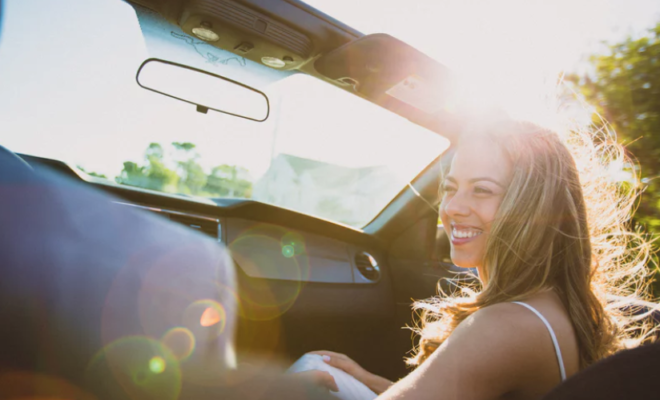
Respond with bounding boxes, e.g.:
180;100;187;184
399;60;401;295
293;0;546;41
450;223;483;245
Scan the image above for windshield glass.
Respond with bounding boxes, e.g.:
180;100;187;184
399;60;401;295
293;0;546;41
0;0;448;228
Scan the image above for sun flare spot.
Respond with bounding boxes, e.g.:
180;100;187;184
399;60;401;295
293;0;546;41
200;306;221;327
149;356;166;374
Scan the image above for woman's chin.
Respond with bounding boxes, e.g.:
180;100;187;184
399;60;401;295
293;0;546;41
449;252;480;269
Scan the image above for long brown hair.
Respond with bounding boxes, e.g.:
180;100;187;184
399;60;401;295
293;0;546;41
408;119;656;369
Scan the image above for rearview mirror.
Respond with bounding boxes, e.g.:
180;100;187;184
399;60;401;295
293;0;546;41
136;58;270;121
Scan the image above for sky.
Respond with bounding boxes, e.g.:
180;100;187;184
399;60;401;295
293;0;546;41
306;0;660;127
0;0;659;182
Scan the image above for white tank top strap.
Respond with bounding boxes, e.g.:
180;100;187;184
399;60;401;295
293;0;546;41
511;301;567;381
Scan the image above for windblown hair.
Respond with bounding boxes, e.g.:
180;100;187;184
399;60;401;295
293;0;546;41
408;118;657;369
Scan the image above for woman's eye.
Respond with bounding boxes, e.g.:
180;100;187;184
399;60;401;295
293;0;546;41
442;185;456;192
474;186;492;194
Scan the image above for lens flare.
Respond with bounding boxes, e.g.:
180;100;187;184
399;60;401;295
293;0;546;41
280;232;306;257
183;299;226;337
229;224;310;320
149;356;166;373
161;327;196;361
99;243;235;345
86;336;181;400
200;307;221;327
281;244;295;258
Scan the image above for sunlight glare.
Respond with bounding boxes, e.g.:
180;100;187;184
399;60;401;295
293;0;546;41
200;306;221;327
304;0;657;128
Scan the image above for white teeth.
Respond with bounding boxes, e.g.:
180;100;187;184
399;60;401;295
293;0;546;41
452;227;482;239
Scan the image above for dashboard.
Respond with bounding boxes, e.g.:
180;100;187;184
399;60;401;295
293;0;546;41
13;151;430;380
18;153;388;288
117;201;383;285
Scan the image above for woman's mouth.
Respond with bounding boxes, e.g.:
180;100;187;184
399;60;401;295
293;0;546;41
451;225;483;246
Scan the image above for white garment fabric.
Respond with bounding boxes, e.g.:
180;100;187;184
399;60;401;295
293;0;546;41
511;301;567;381
287;354;378;400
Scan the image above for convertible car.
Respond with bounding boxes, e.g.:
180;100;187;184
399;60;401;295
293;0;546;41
1;0;656;399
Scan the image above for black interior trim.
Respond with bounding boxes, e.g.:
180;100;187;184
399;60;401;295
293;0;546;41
18;153;385;250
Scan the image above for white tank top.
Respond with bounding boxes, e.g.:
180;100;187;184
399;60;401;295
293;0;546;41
511;301;567;381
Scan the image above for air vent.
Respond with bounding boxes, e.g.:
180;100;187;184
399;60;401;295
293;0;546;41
113;202;222;241
354;252;380;281
168;213;220;240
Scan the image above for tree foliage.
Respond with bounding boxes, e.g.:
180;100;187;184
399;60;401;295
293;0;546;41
77;165;107;179
570;22;660;234
115;142;252;199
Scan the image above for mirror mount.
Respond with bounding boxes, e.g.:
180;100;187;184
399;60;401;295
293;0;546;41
135;58;270;122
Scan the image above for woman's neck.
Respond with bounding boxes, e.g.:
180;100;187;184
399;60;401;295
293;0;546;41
477;265;487;285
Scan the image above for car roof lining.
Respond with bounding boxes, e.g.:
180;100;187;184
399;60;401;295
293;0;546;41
125;0;461;138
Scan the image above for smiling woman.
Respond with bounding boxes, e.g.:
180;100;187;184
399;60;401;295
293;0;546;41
403;118;657;391
296;114;657;399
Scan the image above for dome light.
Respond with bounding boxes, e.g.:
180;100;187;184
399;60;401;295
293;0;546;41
192;22;219;42
261;57;286;69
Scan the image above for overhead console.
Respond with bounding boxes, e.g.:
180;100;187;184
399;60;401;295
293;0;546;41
179;0;313;70
127;0;361;72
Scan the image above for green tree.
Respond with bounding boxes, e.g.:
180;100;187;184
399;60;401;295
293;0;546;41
570;23;660;233
205;164;253;198
114;142;252;198
171;142;207;195
116;143;179;192
76;165;107;179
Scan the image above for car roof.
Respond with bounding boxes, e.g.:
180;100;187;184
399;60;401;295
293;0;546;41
126;0;463;142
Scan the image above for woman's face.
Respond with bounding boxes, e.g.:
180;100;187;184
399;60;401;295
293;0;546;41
439;139;512;270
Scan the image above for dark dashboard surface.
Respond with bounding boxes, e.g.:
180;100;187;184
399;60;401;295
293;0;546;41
15;152;421;380
18;153;388;286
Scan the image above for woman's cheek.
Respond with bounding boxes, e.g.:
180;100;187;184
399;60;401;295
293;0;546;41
439;203;450;229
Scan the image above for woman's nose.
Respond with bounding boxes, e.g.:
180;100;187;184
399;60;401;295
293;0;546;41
443;191;470;217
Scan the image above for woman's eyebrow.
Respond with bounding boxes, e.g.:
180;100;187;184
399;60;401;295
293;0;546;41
471;177;506;188
445;176;506;188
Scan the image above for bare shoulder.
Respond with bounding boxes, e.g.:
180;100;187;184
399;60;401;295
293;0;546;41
460;302;548;335
446;302;559;382
453;302;551;357
380;301;569;400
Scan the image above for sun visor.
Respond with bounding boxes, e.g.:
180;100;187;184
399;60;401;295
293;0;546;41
132;4;293;90
315;34;456;117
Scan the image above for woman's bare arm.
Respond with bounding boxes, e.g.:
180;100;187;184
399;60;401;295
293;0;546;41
379;303;549;400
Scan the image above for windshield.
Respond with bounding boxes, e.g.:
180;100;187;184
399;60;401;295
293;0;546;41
0;0;449;228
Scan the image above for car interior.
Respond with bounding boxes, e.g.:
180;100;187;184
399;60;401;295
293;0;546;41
4;0;656;399
0;0;466;395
